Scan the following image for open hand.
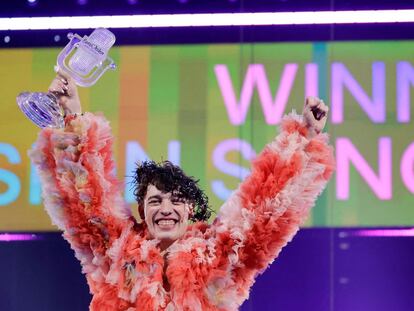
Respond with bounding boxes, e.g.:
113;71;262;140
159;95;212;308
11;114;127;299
302;96;329;134
48;70;82;115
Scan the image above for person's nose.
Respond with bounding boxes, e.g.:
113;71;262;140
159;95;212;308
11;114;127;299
159;200;173;215
160;210;172;216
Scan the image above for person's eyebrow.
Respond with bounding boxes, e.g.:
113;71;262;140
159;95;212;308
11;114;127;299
171;194;185;201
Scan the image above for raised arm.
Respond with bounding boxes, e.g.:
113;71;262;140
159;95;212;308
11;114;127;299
211;97;334;299
29;72;133;282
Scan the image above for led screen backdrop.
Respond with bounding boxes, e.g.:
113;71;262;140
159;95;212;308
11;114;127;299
0;41;414;230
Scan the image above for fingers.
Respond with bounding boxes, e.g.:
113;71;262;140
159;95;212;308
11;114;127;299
305;96;328;110
54;67;71;82
303;97;329;133
305;96;320;108
57;75;68;86
310;106;327;121
318;100;329;113
48;77;69;96
48;70;82;115
305;97;329;115
56;72;71;86
53;68;77;92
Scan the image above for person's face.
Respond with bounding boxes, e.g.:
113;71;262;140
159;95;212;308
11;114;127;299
144;184;190;248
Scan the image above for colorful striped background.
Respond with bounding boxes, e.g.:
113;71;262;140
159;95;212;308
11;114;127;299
0;41;414;230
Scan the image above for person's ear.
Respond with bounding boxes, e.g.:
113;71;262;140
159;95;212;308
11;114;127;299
138;203;145;221
186;203;194;220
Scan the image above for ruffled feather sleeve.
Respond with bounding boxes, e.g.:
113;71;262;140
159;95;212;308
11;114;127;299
212;111;335;300
29;113;133;281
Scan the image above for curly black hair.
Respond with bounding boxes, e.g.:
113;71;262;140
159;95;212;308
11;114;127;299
132;160;212;222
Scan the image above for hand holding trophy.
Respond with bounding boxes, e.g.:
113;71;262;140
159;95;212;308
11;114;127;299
48;69;81;117
16;28;116;128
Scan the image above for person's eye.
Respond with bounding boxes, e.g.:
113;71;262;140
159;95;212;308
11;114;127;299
149;200;160;205
171;198;185;205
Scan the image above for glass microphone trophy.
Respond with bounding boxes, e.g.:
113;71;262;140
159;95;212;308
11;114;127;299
16;28;116;128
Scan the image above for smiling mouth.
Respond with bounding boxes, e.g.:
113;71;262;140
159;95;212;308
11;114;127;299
155;219;179;227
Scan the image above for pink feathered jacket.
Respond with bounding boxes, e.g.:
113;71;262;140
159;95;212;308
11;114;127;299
30;112;335;311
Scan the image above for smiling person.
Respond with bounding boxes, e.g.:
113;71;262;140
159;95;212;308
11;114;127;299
134;161;211;252
29;71;334;310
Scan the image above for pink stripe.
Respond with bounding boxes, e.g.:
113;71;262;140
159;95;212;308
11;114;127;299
0;233;40;242
354;228;414;237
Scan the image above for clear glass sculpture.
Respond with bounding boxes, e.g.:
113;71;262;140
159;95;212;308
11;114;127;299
16;28;116;128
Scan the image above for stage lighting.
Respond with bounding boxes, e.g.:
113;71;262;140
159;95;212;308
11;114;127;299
1;10;414;30
27;0;38;6
4;35;10;43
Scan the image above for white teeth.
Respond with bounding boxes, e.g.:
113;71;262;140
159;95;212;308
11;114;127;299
157;220;175;226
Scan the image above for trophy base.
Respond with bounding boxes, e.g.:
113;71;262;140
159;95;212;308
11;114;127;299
16;92;65;129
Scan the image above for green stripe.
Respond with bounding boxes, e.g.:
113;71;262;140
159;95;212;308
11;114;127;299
148;46;180;160
89;48;120;119
312;42;329;226
205;44;245;212
89;48;121;158
178;46;208;190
